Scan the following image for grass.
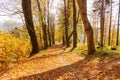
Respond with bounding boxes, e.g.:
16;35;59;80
64;43;120;57
64;43;88;57
96;46;120;55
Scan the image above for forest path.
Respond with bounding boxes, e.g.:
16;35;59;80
0;45;120;80
0;45;84;80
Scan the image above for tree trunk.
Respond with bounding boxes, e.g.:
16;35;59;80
64;0;70;47
47;0;52;46
49;15;55;45
68;10;80;41
108;1;112;46
51;22;55;45
22;0;39;56
94;13;99;44
77;0;95;54
43;24;48;49
73;0;77;48
36;0;48;49
62;34;65;45
116;0;120;46
100;0;105;47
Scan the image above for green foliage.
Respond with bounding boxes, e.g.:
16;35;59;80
73;43;88;56
64;43;88;56
67;43;120;57
96;46;120;55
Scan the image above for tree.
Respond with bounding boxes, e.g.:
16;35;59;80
36;0;48;49
63;0;70;47
93;0;111;46
77;0;95;54
57;6;66;45
47;0;52;46
50;15;55;45
108;0;113;46
116;0;120;46
22;0;39;56
72;0;77;48
100;0;105;47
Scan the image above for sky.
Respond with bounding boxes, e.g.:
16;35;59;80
0;0;22;30
0;14;22;30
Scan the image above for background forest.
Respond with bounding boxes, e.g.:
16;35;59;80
0;0;120;79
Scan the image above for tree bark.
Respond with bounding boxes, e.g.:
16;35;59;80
100;0;105;47
73;0;77;48
116;0;120;46
77;0;95;54
47;0;52;46
64;0;70;47
108;0;112;46
36;0;48;49
62;34;65;45
22;0;39;56
51;23;55;45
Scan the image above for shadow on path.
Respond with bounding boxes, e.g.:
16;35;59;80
20;54;120;80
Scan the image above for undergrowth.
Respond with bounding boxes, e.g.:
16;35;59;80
0;31;31;70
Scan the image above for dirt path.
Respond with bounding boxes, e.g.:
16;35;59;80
0;45;84;80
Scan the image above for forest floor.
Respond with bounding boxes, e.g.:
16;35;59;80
0;45;120;80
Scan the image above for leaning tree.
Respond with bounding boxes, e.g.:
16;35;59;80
77;0;95;54
22;0;39;56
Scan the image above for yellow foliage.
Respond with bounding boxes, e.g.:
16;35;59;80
0;32;31;64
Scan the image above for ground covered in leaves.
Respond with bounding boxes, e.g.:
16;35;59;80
0;45;120;80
